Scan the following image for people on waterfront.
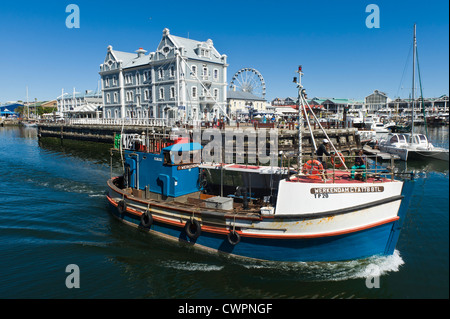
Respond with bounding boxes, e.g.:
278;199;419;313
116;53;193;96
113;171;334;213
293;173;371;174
351;149;367;180
316;139;332;169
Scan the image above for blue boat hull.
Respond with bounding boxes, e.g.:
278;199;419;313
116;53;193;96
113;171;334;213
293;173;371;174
108;201;403;262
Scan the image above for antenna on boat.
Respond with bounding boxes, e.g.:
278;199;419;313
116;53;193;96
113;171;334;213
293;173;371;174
293;66;348;171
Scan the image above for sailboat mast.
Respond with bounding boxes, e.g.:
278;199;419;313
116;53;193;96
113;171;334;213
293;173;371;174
411;24;416;141
26;86;29;119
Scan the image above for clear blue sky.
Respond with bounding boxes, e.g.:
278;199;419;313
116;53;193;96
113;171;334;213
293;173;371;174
0;0;448;104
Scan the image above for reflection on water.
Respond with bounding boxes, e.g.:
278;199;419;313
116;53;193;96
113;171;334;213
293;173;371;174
0;125;448;298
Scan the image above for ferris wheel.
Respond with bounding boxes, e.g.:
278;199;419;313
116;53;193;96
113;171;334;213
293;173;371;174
229;68;266;99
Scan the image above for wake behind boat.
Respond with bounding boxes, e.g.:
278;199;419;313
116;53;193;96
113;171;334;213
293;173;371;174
105;66;415;262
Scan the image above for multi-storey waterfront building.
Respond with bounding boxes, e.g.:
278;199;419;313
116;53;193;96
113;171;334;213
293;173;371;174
57;90;102;118
99;28;228;123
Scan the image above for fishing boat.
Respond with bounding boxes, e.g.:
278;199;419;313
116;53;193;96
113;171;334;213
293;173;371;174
105;67;414;262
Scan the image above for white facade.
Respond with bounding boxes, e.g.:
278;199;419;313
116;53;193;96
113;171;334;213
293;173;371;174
99;28;228;124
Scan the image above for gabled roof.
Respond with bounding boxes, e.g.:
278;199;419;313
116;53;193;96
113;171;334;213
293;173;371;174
67;103;101;113
167;34;224;63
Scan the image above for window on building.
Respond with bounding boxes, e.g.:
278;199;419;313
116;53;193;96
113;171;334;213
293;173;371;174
191;65;197;77
114;109;119;118
170;86;175;99
213;89;218;99
144;89;149;100
126;91;134;102
159;88;164;100
136;72;140;85
105;77;110;87
107;110;111;118
114;92;118;103
213;69;218;80
192;87;197;98
113;76;117;86
158;69;163;79
202;66;208;78
106;93;111;104
170;66;175;77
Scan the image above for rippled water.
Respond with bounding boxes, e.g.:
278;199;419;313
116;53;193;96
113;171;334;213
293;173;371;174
0;126;448;299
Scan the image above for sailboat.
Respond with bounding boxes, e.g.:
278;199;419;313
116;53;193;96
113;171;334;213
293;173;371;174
21;87;38;128
379;25;449;162
105;66;414;262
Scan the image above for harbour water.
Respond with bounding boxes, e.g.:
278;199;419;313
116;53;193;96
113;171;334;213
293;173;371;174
0;125;448;299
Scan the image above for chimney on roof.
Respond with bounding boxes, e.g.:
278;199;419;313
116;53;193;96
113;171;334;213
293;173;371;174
135;47;147;58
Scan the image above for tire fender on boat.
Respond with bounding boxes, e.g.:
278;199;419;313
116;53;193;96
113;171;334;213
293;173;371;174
140;211;153;228
227;230;241;246
185;218;201;240
117;200;127;216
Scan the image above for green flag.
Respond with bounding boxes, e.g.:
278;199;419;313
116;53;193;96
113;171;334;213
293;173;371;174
114;134;121;149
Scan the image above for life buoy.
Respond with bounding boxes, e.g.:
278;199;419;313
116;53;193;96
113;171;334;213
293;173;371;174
227;230;241;246
117;200;127;216
331;152;345;168
185;218;201;240
141;211;153;228
302;160;324;179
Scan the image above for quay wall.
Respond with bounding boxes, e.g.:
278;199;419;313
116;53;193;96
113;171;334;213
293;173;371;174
37;123;361;156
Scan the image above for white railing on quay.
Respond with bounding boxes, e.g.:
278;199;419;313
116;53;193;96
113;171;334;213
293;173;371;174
66;118;172;127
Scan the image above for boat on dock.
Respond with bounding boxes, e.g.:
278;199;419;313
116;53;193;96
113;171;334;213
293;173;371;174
378;25;449;162
379;132;449;162
21;120;37;128
363;144;400;161
105;66;415;262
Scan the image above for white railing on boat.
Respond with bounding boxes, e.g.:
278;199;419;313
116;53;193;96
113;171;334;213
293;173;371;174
283;154;399;183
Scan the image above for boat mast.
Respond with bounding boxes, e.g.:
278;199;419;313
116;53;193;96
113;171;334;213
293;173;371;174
410;24;416;141
26;86;29;120
295;66;304;169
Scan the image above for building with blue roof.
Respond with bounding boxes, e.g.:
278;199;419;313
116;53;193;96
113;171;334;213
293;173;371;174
0;104;21;118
